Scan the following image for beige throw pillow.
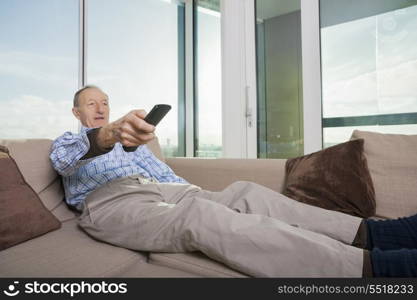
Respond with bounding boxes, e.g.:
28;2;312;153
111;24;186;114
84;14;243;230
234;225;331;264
351;130;417;219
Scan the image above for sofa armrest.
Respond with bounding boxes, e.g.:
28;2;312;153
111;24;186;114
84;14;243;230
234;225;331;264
166;158;287;192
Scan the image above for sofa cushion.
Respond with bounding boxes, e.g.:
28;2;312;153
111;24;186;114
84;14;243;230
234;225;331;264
0;137;164;195
0;219;145;277
0;139;58;195
0;139;75;221
166;158;287;192
147;137;165;162
0;147;61;250
282;139;376;218
0;218;202;278
351;130;417;219
149;252;248;277
0;137;165;219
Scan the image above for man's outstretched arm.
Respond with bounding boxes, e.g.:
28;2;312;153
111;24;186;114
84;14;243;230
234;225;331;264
51;109;156;176
95;109;155;149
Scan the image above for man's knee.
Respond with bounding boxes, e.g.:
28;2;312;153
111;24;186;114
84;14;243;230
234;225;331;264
229;180;258;190
175;197;238;237
227;181;266;197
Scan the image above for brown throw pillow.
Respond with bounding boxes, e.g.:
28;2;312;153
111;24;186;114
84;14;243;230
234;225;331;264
0;146;61;250
282;139;376;217
0;144;8;154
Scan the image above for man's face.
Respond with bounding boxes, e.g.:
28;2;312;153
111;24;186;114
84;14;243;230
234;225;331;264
72;88;110;128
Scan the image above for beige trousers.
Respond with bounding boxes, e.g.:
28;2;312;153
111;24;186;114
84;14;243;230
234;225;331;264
78;175;364;277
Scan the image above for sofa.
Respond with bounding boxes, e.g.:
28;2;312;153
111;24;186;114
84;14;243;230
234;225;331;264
0;138;288;277
1;130;416;277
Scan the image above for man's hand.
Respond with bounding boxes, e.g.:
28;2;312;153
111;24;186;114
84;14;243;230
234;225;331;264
96;110;155;149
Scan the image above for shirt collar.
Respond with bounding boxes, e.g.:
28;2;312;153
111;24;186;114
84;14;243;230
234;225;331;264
80;125;98;134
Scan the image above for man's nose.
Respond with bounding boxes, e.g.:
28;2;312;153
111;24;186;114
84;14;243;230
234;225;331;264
96;104;106;114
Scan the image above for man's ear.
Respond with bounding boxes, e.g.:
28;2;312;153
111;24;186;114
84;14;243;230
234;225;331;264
72;107;81;120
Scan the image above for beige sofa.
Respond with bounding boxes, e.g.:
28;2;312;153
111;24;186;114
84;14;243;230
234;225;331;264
2;130;416;277
0;138;286;277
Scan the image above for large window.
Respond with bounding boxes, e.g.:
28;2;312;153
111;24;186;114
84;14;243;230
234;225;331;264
195;0;222;157
0;0;225;159
0;0;79;139
320;0;417;147
87;0;185;157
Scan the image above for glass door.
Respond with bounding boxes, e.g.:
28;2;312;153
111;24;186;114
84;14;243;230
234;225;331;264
255;0;304;158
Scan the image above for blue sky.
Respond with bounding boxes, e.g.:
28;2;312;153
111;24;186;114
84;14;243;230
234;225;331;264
0;0;415;147
0;0;79;138
321;4;417;143
0;0;221;148
0;0;78;101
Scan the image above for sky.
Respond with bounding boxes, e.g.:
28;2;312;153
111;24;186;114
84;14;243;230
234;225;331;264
0;0;222;150
321;4;417;144
0;0;79;139
0;0;416;151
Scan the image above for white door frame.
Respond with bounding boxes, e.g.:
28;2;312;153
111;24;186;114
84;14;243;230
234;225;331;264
184;0;195;157
221;0;258;158
301;0;323;154
244;0;258;158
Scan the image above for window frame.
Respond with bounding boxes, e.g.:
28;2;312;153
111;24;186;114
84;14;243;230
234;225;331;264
79;0;189;157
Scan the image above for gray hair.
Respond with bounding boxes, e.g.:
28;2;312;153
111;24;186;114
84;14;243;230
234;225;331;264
73;85;104;107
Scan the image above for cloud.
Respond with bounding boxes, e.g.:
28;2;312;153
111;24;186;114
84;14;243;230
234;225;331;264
0;94;78;139
0;50;76;84
0;92;183;147
323;58;417;117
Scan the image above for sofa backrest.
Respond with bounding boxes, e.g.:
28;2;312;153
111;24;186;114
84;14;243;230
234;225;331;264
146;137;165;162
1;139;56;195
0;139;72;221
351;130;417;219
0;137;165;221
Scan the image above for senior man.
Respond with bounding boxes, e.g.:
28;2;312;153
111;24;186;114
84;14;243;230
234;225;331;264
50;85;417;277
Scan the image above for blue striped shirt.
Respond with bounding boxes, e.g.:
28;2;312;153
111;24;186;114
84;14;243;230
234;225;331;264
50;127;187;210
